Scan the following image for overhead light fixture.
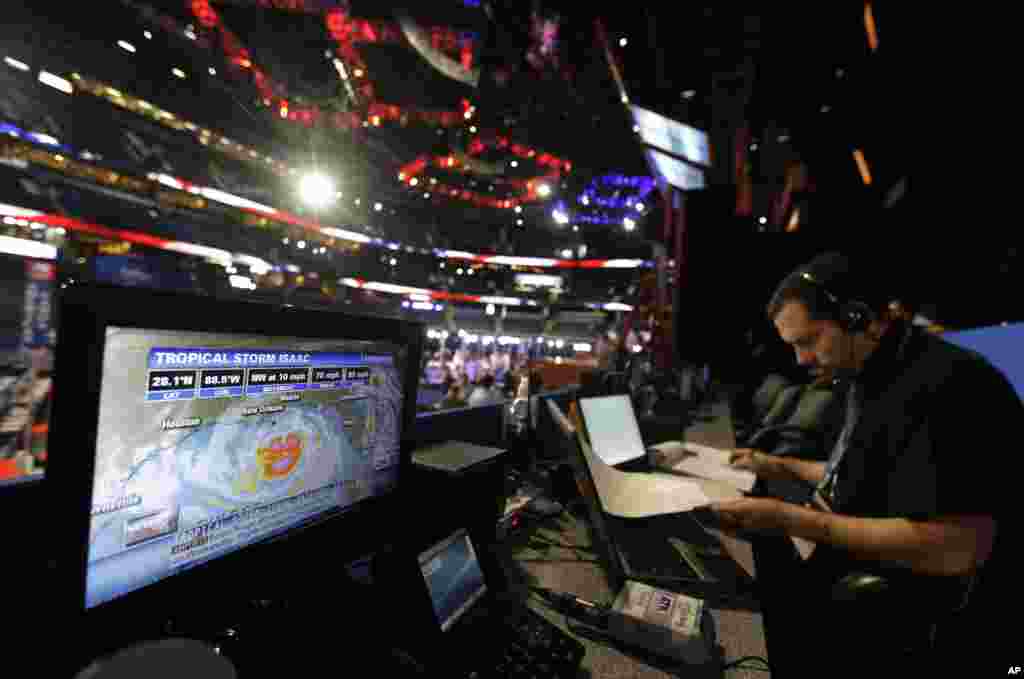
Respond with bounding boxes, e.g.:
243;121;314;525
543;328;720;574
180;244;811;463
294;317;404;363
572;225;579;232
374;202;383;212
469;126;477;133
38;71;72;94
172;68;186;79
144;30;153;40
514;205;523;213
510;161;518;168
619;37;628;47
297;240;307;249
552;210;569;225
456;268;464;275
516;219;524;226
409;178;419;187
682;89;696;99
4;57;30;72
635;203;645;212
184;28;197;41
623;217;636;231
853;149;872;185
561;249;573;259
117;40;136;53
389;258;397;266
208;67;217;76
536;184;552;198
298;173;336;208
0;235;56;260
423;193;431;199
759;216;768;224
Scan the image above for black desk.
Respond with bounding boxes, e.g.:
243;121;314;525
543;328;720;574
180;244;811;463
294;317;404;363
501;399;768;678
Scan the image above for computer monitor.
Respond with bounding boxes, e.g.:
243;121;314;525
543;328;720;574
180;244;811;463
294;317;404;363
48;285;424;625
417;529;488;633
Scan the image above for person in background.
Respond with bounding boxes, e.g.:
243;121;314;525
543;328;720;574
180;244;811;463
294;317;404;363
468;373;502;407
436;378;468;410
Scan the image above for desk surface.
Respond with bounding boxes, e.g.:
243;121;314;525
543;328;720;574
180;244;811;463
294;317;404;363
504;398;768;678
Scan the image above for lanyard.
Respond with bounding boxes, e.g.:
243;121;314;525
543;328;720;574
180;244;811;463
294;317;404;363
815;380;862;508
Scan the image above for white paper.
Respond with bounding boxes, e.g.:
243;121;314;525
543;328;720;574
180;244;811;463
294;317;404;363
652;441;757;493
580;438;717;518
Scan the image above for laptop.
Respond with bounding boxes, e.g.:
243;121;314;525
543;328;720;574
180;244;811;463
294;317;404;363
577;395;757;493
547;398;758;609
376;527;585;677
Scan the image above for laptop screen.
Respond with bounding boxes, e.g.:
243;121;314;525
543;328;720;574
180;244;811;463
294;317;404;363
418;529;487;632
578;395;646;466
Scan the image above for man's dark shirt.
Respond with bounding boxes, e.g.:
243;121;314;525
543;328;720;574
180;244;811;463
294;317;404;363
808;320;1021;650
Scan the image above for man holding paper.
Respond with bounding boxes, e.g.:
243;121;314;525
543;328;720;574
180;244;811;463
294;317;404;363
706;252;1020;674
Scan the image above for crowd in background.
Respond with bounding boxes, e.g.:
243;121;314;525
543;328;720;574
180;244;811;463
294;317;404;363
422;347;531;410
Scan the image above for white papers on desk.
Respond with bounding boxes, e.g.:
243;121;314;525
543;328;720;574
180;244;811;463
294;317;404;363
581;439;717;518
651;441;757;493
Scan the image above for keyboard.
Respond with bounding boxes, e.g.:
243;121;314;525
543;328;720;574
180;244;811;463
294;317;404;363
460;602;585;679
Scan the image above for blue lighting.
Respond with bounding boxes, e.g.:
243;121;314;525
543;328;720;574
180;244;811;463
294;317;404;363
576;174;656;225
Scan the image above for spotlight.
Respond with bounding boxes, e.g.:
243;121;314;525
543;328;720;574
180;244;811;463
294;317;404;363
299;173;336;208
536;184;552;198
623;217;636;231
118;40;136;53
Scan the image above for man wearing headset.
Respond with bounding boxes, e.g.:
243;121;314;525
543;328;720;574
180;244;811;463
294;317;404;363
708;252;1019;673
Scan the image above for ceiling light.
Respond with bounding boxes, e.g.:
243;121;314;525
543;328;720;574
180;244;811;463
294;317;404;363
117;40;136;53
410;178;419;187
514;205;522;213
572;225;579;232
552;210;569;225
510;160;518;168
172;68;186;79
632;124;640;134
298;173;336;208
456;268;464;275
561;249;572;258
750;143;758;151
469;126;477;133
759;216;768;224
185;28;197;41
38;71;72;94
4;57;30;72
374;202;383;212
440;262;445;269
635;203;645;212
536;184;552;198
282;238;290;244
516;219;524;226
623;217;636;231
682;90;696;99
353;68;364;78
208;67;217;76
297;240;307;249
389;258;397;266
619;37;628;47
423;193;431;199
144;30;153;40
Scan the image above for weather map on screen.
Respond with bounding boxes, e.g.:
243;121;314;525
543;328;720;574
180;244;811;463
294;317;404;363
85;327;405;608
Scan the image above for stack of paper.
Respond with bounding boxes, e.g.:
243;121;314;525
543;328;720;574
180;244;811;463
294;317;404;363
650;441;756;493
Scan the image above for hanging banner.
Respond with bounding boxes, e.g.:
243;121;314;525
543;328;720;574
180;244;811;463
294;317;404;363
22;260;55;349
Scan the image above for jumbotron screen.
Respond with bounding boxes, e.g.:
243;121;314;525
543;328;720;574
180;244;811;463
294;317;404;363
85;327;406;609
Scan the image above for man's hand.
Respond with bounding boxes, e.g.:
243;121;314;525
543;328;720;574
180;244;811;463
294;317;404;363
728;448;780;480
708;497;795;537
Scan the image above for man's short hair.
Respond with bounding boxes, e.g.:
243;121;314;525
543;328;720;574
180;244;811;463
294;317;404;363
766;251;890;323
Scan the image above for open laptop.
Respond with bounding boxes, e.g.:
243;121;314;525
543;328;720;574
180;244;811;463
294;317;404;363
376;527;585;677
547;398;758;609
577;395;756;494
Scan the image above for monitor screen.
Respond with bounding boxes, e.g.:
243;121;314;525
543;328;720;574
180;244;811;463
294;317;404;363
631;105;711;167
578;395;646;467
645;148;706;191
85;327;407;609
418;529;487;632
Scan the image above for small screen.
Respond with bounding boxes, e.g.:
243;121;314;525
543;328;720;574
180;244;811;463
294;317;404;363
86;327;406;609
418;530;487;632
579;395;646;466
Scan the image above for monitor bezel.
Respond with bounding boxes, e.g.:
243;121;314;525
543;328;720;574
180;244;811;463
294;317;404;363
48;283;424;637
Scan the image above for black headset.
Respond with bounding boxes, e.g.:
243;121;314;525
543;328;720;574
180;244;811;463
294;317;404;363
798;271;874;333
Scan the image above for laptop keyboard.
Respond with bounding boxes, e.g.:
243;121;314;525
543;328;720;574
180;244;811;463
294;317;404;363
460;603;585;679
